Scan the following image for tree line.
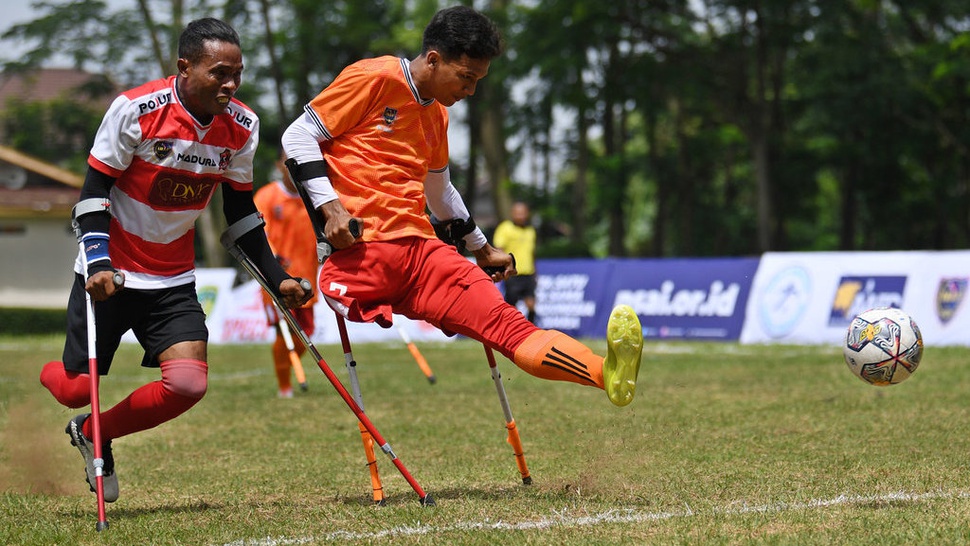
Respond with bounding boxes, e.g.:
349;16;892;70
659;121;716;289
3;0;968;261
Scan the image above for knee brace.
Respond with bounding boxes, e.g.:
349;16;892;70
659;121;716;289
160;358;208;399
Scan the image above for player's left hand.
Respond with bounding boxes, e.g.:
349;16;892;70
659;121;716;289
279;277;313;308
473;244;517;282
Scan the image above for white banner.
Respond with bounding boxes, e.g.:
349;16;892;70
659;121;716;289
740;251;970;346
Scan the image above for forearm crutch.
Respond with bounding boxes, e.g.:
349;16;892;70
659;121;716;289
397;325;437;384
74;220;122;531
274;302;308;391
334;314;386;505
220;225;433;506
484;346;532;485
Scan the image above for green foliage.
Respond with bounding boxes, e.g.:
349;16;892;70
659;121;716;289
1;97;102;173
0;308;66;335
2;1;969;255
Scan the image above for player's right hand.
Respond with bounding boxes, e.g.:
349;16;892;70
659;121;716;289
85;269;124;301
279;277;313;308
320;201;363;249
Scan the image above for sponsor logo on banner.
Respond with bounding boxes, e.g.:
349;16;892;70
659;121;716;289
196;284;218;316
615;281;740;317
535;274;596;331
829;276;906;327
936;278;968;325
616;280;741;339
758;266;812;338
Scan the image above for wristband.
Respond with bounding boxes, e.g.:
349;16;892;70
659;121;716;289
81;232;110;268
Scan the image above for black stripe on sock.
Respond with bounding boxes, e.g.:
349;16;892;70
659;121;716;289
541;359;596;384
546;347;591;379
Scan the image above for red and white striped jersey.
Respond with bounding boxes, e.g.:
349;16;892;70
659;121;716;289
82;75;259;289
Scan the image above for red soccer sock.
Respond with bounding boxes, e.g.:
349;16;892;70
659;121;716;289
39;361;90;408
86;359;208;441
272;336;292;392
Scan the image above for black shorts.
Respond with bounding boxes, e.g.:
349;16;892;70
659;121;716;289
503;274;537;305
62;274;208;375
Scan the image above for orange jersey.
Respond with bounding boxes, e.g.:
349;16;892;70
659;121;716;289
304;56;449;242
253;181;318;307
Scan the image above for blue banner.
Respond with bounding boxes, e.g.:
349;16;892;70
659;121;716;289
531;257;759;341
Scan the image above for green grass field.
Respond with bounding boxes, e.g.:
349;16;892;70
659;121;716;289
2;334;970;545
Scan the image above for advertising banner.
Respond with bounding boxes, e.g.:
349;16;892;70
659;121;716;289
534;257;759;341
609;258;760;341
739;251;970;346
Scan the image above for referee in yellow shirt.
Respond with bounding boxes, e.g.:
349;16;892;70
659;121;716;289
493;201;538;323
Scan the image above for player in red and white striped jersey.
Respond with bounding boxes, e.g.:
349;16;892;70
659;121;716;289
40;18;311;503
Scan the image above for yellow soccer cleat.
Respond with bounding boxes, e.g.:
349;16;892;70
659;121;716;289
603;304;644;406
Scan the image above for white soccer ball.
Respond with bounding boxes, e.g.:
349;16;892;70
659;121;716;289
843;307;923;386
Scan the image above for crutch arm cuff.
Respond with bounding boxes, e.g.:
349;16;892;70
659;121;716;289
220;212;292;298
222;212;266;246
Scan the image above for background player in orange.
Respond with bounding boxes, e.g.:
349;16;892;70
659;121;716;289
254;152;319;398
281;6;643;408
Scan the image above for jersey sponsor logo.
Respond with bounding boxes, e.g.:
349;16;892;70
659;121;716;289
148;174;217;208
937;277;967;325
137;91;173;116
154;141;174;160
176;152;218;167
227;105;255;130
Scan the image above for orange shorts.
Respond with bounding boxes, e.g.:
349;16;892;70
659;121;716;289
319;237;537;359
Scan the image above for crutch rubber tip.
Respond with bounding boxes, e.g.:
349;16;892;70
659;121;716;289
427;375;437;385
420;494;436;507
299;382;309;392
96;521;109;532
522;476;533;486
374;498;387;507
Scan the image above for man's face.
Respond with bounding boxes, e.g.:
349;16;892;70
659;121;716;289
511;203;530;226
426;51;490;107
177;39;243;120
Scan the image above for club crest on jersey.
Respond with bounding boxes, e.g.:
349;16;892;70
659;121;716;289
219;148;232;170
382;107;398;125
154;141;174;160
376;107;397;133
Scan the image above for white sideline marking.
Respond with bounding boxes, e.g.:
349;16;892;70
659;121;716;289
219;489;970;545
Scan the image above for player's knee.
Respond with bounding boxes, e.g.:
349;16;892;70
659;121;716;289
40;361;90;408
160;358;208;399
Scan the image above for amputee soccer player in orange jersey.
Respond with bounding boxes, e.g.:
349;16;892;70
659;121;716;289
254;152;319;398
281;6;643;407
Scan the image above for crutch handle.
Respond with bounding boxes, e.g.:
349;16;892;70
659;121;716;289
112;271;124;288
349;218;362;239
298;278;312;292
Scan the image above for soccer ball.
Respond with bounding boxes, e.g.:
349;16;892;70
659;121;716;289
843;307;923;386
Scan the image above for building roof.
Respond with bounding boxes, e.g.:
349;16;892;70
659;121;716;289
0;67;115;108
0;145;81;218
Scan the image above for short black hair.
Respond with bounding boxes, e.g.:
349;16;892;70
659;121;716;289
421;6;502;62
178;18;240;62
